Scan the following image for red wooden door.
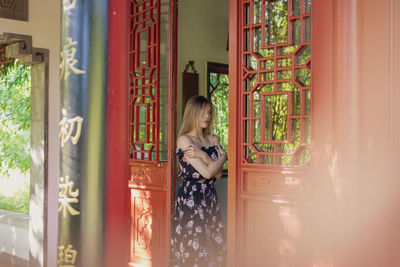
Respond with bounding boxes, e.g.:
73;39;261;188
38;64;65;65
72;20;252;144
228;0;313;266
128;0;176;266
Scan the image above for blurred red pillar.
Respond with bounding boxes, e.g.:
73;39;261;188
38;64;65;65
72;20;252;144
105;0;130;266
313;0;400;266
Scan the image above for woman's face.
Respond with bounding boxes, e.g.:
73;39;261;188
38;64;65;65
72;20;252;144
199;104;211;129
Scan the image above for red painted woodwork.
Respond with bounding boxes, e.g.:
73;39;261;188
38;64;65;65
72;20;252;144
105;0;130;266
129;0;161;162
229;0;313;265
389;1;400;264
129;179;167;266
169;0;178;202
227;1;239;266
123;0;400;266
181;72;199;114
128;0;175;266
311;0;337;265
312;0;400;265
128;162;170;266
240;0;312;166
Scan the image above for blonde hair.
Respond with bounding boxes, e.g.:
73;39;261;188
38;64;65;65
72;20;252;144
178;95;215;138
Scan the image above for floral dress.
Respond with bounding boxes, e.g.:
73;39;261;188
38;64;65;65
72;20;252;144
170;145;226;267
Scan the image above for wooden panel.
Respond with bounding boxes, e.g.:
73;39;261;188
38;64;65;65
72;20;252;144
129;162;168;187
241;199;312;267
242;171;310;198
181;72;199;114
231;0;313;265
130;189;166;267
128;0;175;266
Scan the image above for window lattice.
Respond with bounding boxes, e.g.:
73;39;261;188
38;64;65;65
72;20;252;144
240;0;312;166
129;0;160;161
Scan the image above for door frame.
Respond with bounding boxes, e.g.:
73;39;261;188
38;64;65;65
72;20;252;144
227;0;400;266
227;0;314;265
227;0;239;266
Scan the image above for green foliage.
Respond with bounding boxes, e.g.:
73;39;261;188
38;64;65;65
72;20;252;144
210;73;229;169
0;182;30;213
0;59;31;176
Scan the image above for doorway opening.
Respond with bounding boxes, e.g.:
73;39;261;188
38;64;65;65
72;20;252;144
0;34;49;267
174;0;230;249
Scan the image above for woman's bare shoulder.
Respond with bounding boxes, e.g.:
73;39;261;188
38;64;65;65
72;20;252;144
177;135;193;149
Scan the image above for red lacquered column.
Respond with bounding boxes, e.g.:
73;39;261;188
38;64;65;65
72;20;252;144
105;0;130;266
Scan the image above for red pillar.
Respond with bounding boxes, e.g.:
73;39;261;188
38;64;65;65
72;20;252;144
105;0;130;266
313;0;398;266
313;0;364;265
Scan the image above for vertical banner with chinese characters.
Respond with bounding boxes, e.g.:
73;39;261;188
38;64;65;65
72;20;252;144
58;0;108;266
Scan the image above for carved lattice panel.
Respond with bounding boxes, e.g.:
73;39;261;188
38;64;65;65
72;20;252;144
241;0;312;166
130;0;160;162
130;189;166;266
128;0;171;265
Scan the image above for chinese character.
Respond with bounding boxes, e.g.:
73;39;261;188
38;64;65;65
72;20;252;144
60;37;86;80
58;176;80;218
58;244;77;267
63;0;77;11
0;0;16;9
59;109;84;147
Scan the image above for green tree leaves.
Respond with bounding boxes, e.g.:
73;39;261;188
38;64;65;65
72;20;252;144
210;72;229;170
0;59;31;177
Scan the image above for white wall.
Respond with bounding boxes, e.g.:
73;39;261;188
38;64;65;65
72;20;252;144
0;0;61;266
177;0;229;125
0;210;29;261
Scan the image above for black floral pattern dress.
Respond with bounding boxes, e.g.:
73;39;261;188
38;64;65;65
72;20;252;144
170;145;226;267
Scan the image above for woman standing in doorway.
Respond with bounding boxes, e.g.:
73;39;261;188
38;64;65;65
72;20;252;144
170;95;228;267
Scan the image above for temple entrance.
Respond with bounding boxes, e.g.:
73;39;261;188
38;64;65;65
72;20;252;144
127;0;229;265
128;0;313;265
